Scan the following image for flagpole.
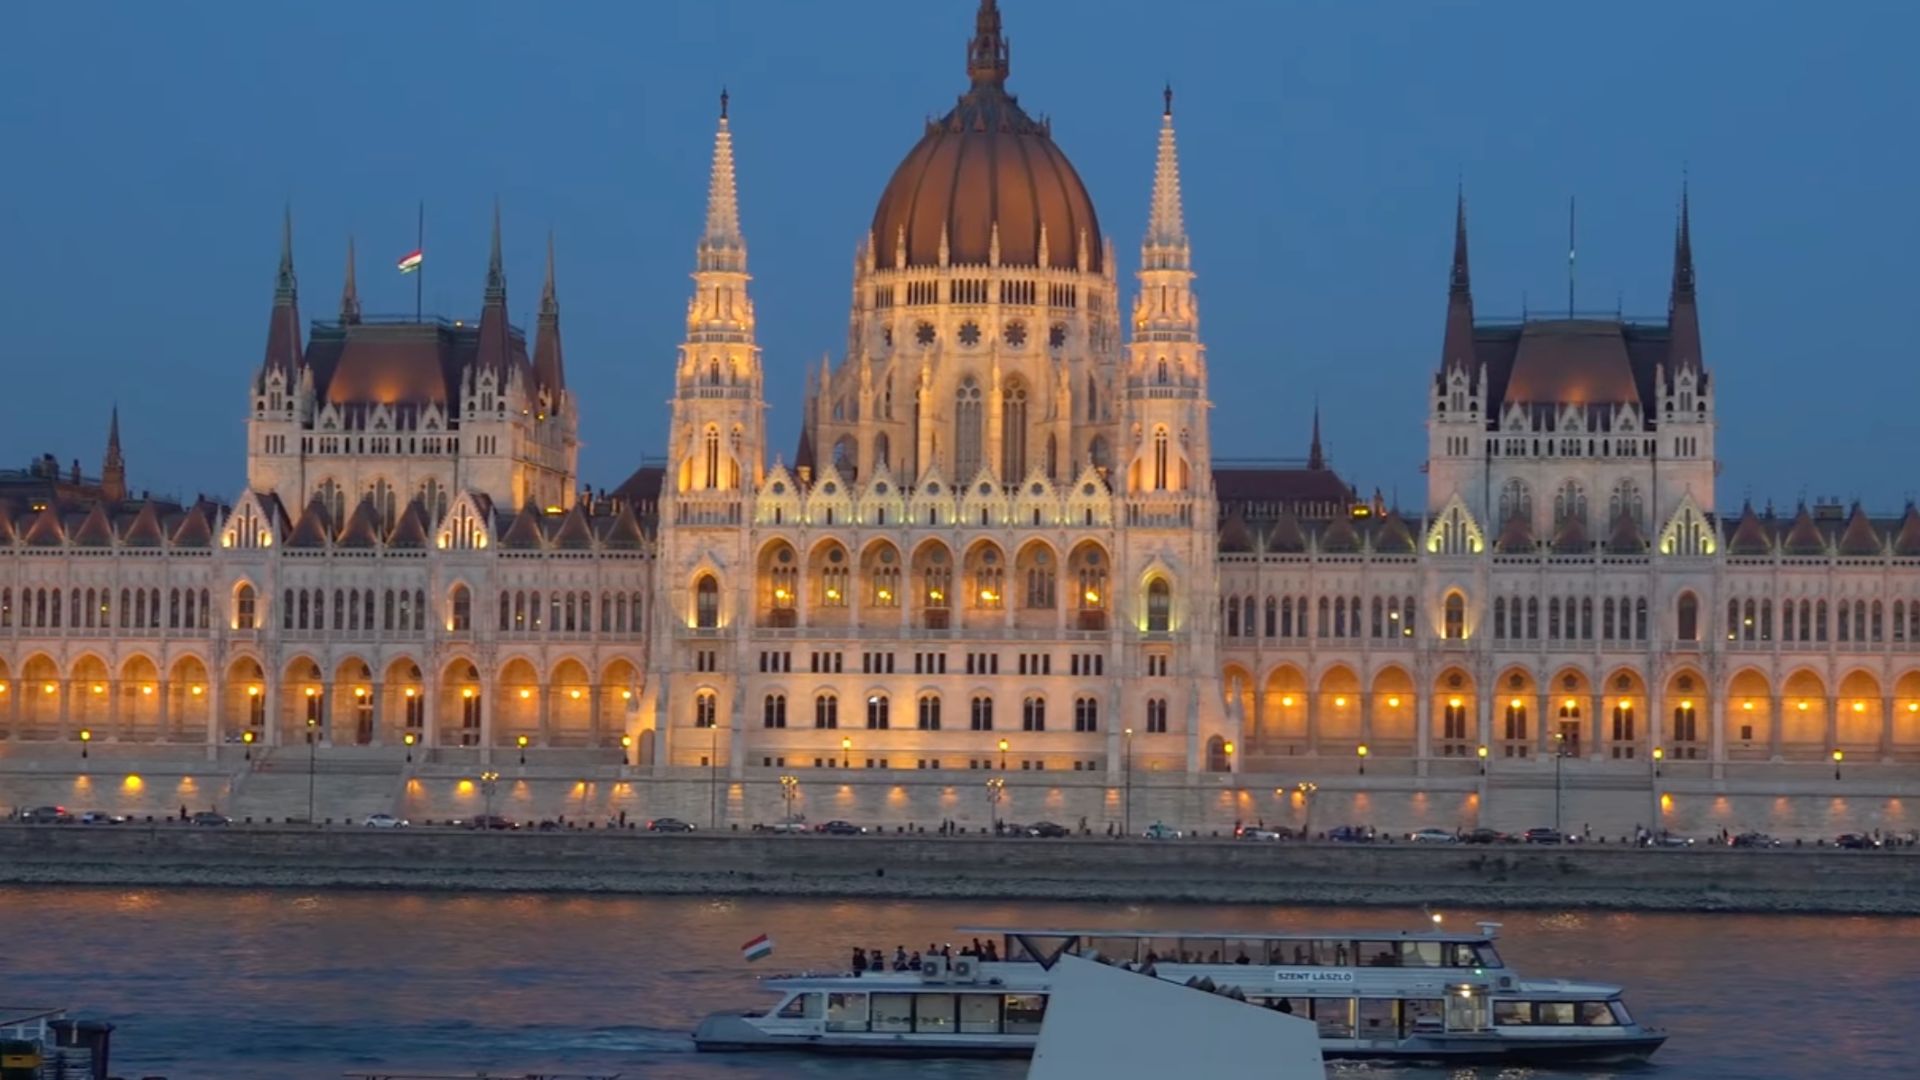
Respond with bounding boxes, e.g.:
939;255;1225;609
415;201;425;322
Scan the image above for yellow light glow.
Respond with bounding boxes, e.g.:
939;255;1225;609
248;685;261;697
124;774;142;791
569;688;582;699
1742;700;1753;711
92;684;104;695
1797;700;1810;711
877;589;893;602
1448;697;1462;709
1618;700;1634;712
1833;749;1845;763
1477;745;1488;759
826;588;842;601
1223;741;1235;755
1564;698;1577;710
1357;745;1369;757
1909;702;1919;713
1852;701;1866;714
517;735;529;747
929;589;945;603
1281;695;1295;707
841;737;852;751
457;779;474;794
774;587;792;602
79;729;92;742
191;685;204;696
999;738;1009;751
304;687;316;697
621;735;632;748
476;534;488;549
463;688;475;699
242;731;255;744
141;685;153;696
1511;697;1524;709
354;687;367;698
1653;747;1664;760
403;733;416;746
978;588;997;603
1334;696;1347;708
621;689;633;700
519;688;531;699
1083;589;1101;604
404;687;417;698
1680;700;1693;711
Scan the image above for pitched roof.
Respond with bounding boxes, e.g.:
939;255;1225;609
1372;510;1415;554
121;501;166;547
1265;511;1306;553
1894;504;1920;557
170;502;215;547
388;498;430;548
1211;467;1353;508
1217;512;1255;553
1782;505;1825;555
1551;514;1590;554
501;503;546;549
1606;510;1647;554
1836;503;1881;557
287;497;334;548
1495;514;1534;554
0;501;13;544
72;503;116;546
552;503;595;549
337;497;383;548
1319;515;1360;553
22;506;65;546
601;499;646;549
1726;502;1771;555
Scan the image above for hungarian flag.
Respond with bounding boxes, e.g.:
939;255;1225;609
741;933;774;962
397;249;424;274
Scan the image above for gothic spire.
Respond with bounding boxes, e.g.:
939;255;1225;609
102;405;126;503
475;202;513;378
484;198;506;304
967;0;1009;88
1143;83;1189;268
339;235;361;325
698;90;746;274
1667;178;1703;373
260;206;304;384
1439;188;1476;374
1308;401;1325;471
533;231;566;397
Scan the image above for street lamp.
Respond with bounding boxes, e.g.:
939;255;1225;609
517;733;529;765
1123;727;1134;838
1477;744;1488;775
1833;748;1844;781
620;733;632;766
1552;731;1567;834
986;776;1005;832
306;715;319;825
841;736;852;769
1652;746;1664;778
1223;741;1235;773
480;769;500;820
1356;744;1368;776
999;737;1009;771
1296;781;1318;838
242;729;255;761
78;728;91;759
780;774;799;823
1650;747;1665;832
710;723;720;829
403;732;416;764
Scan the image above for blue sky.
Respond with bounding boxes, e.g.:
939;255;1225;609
3;1;1915;511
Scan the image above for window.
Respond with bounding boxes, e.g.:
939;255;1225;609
450;585;472;632
695;691;717;729
1493;597;1506;640
866;694;890;729
918;695;941;731
970;696;994;731
955;377;983;479
1677;592;1698;642
763;694;787;728
1073;696;1099;732
815;693;839;729
1443;698;1469;741
235;584;256;630
1146;697;1168;733
1146;578;1171;632
695;575;720;628
1443;593;1465;640
1022;696;1047;731
1002;378;1028;479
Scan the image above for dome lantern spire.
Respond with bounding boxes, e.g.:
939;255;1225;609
967;0;1009;87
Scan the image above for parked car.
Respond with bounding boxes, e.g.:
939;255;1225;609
1024;821;1072;838
78;811;127;825
817;820;865;835
1141;821;1182;840
753;818;810;833
1326;825;1376;843
363;813;409;829
21;806;74;824
190;811;231;827
1522;827;1565;844
1835;833;1882;850
647;817;696;833
1236;826;1290;841
464;814;517;830
1408;827;1459;844
1730;831;1780;848
1650;831;1694;847
1463;827;1511;845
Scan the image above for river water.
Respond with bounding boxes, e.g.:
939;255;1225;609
3;887;1915;1079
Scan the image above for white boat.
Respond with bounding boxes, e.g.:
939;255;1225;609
692;922;1666;1064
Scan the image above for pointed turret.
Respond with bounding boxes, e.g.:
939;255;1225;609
1667;180;1703;373
339;235;361;325
1142;84;1189;270
1439;188;1475;373
1307;403;1325;471
101;406;126;503
260;206;304;385
532;232;566;401
475;201;513;377
699;90;746;275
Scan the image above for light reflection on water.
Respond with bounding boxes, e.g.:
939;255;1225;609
4;887;1916;1080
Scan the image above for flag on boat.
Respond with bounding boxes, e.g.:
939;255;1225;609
741;933;774;962
397;249;424;274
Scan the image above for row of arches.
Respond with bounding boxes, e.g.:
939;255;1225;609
1223;594;1417;641
497;589;647;636
1219;661;1920;763
0;652;642;751
741;689;1112;734
1725;597;1920;646
1;586;212;632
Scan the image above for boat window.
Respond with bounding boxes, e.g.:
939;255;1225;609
1536;1001;1577;1026
1473;944;1503;968
1493;1000;1530;1026
1089;936;1140;964
1003;994;1047;1035
1357;998;1398;1037
1313;940;1352;967
1312;997;1355;1039
1609;1000;1635;1026
1579;1001;1620;1026
1400;941;1445;967
914;993;957;1033
1006;933;1074;966
871;993;914;1033
1446;991;1489;1032
1359;941;1400;967
959;993;1001;1034
1178;938;1225;963
826;992;869;1032
1222;939;1259;965
1144;938;1181;965
776;993;821;1020
1404;998;1445;1035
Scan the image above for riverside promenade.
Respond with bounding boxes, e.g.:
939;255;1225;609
3;823;1918;914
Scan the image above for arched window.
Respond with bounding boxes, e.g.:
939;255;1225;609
450;584;472;632
763;694;786;728
1493;597;1506;640
955;377;984;478
1146;578;1171;632
1442;697;1469;741
1226;596;1241;637
1002;378;1028;479
703;425;721;490
1498;478;1531;522
694;691;717;729
1152;427;1169;490
1145;697;1168;733
1022;695;1046;731
1611;702;1635;744
1553;479;1587;526
866;693;890;729
1267;596;1279;638
873;432;890;470
917;694;941;731
1443;593;1466;640
695;575;720;628
1504;700;1529;741
970;695;994;731
1206;734;1229;772
1677;592;1699;642
235;584;256;630
815;693;838;729
1073;696;1099;732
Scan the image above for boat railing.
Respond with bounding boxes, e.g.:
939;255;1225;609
0;1006;62;1044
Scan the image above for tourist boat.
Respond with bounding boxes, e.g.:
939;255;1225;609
692;922;1666;1064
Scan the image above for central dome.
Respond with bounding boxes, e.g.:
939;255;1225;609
869;1;1102;273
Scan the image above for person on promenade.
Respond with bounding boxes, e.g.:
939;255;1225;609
909;950;922;969
893;946;909;971
852;947;868;975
